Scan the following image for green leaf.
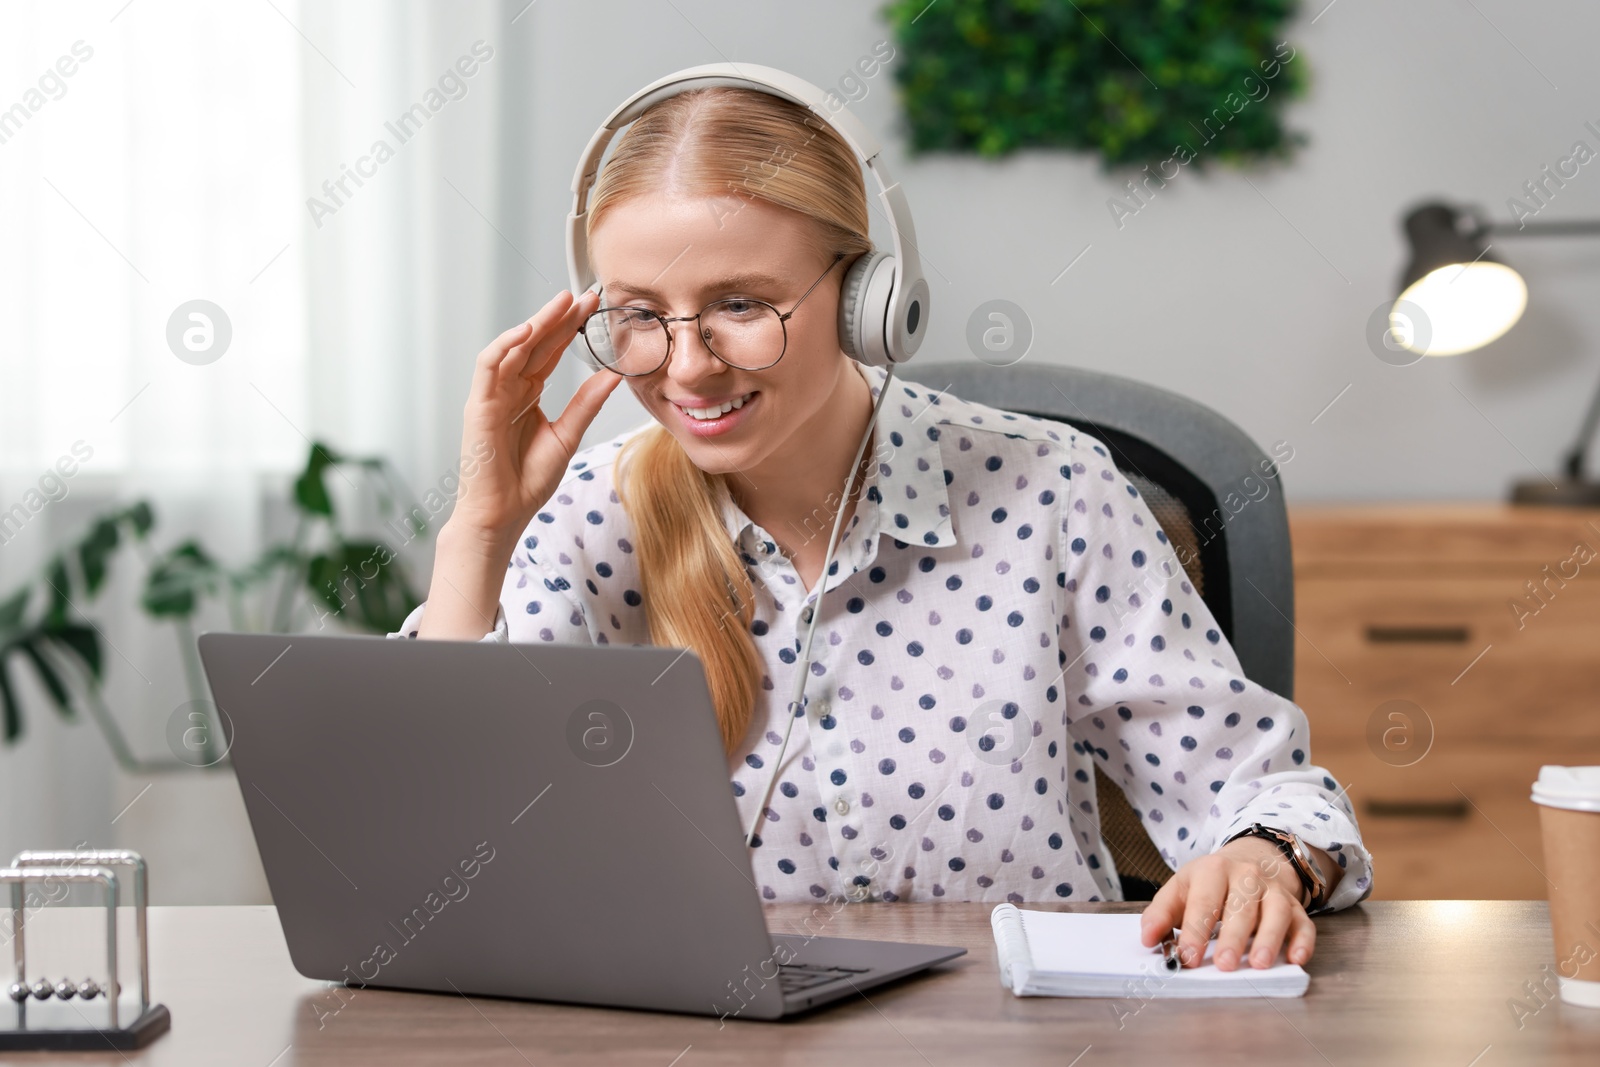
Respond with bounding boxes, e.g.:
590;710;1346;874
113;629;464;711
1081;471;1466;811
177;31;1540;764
306;553;346;615
0;588;28;633
294;442;344;517
43;557;70;627
45;624;102;680
0;657;19;742
78;517;121;595
126;500;156;538
305;542;419;634
17;641;72;718
142;540;221;617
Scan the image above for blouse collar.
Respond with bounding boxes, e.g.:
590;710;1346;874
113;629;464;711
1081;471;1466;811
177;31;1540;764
717;360;958;554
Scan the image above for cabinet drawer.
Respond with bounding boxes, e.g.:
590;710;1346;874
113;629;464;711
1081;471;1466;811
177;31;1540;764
1289;504;1600;569
1312;742;1597;900
1293;577;1600;747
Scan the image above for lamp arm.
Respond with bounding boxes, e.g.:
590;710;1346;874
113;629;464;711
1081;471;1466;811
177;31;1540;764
1466;210;1600;479
1479;219;1600;238
1562;368;1600;481
1465;211;1600;476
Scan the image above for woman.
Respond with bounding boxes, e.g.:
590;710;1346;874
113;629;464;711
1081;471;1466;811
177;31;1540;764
392;85;1372;973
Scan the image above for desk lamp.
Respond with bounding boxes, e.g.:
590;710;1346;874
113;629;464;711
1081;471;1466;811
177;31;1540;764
1389;200;1600;506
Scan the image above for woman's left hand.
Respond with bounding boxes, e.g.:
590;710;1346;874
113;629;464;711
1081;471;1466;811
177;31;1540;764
1138;836;1315;971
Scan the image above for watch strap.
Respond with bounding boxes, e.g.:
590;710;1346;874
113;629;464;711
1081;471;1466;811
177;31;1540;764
1221;822;1326;911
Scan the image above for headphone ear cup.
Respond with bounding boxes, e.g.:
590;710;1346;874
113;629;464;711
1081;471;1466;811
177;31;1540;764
838;250;891;365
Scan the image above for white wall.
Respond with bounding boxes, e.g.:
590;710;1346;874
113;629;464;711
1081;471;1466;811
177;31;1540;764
500;0;1600;504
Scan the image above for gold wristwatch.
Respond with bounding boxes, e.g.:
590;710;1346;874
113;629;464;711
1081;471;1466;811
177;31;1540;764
1220;822;1329;911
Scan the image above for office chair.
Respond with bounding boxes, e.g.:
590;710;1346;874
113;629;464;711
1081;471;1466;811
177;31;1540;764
910;361;1297;901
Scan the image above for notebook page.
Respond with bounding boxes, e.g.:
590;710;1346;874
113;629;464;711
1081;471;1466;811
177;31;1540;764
1019;910;1304;984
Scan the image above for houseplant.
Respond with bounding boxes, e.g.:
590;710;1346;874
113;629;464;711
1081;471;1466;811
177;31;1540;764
0;442;431;770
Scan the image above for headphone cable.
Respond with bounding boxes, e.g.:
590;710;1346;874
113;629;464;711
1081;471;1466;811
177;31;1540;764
744;361;899;847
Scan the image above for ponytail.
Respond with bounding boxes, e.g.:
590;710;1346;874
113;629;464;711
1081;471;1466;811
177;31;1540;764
615;429;763;754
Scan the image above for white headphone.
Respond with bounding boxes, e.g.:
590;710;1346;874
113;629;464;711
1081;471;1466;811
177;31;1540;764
565;62;930;368
565;63;930;850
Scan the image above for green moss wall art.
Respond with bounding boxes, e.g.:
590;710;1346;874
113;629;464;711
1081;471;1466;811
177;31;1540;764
882;0;1311;191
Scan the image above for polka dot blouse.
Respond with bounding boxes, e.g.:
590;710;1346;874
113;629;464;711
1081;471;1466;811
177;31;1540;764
391;360;1373;911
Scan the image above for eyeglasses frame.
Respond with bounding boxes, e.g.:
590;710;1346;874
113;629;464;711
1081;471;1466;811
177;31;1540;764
580;251;849;376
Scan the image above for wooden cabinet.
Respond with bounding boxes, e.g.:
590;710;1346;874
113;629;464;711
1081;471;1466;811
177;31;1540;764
1288;504;1600;899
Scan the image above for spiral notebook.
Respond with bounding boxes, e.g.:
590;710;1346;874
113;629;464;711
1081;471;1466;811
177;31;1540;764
990;905;1309;998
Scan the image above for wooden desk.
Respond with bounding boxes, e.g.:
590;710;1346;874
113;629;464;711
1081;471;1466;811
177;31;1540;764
14;900;1600;1064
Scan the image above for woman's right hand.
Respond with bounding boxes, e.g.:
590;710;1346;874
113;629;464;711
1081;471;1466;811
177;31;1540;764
448;289;622;554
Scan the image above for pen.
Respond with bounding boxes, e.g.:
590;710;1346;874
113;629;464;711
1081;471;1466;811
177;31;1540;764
1159;926;1219;971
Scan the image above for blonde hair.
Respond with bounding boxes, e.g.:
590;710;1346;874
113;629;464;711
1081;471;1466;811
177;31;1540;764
591;87;873;756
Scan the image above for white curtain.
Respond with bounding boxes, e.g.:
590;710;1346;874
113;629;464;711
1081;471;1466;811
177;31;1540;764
0;0;512;902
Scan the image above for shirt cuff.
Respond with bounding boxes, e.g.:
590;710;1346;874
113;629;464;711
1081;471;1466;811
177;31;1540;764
1221;799;1374;914
386;601;508;644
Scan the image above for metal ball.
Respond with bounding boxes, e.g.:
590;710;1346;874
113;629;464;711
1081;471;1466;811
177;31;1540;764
29;977;54;1000
53;978;77;1000
76;978;100;1000
6;981;29;1003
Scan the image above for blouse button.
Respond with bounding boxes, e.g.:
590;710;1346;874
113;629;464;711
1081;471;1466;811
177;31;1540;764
834;796;850;816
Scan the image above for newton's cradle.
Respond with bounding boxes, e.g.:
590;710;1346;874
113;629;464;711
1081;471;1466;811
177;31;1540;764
1;849;171;1051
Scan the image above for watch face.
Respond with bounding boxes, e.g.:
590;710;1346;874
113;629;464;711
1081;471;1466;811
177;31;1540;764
1227;825;1326;900
1250;826;1324;906
1286;834;1328;901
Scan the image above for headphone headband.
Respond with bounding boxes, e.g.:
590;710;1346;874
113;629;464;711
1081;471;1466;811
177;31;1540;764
565;62;928;366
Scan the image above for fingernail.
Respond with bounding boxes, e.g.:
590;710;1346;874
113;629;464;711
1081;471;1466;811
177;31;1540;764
1216;949;1235;969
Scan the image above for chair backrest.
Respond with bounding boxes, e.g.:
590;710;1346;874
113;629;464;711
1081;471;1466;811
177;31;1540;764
909;361;1297;899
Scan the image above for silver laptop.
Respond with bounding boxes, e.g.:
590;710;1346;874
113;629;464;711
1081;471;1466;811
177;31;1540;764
196;631;965;1020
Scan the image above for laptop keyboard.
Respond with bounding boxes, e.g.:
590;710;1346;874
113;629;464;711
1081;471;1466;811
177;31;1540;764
777;962;872;994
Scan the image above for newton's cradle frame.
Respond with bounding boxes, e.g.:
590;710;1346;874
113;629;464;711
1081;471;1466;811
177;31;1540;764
1;849;170;1051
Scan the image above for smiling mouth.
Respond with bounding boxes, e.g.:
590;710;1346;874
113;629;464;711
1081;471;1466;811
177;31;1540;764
675;391;757;420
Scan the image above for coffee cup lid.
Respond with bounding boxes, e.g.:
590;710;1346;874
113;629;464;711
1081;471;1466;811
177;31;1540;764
1531;765;1600;812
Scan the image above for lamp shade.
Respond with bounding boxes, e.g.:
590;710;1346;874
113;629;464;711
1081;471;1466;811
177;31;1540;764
1393;202;1527;356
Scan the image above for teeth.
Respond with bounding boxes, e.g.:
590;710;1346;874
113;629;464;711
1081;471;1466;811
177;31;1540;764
681;392;753;420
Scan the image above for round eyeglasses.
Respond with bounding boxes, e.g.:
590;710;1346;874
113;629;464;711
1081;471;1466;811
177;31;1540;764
579;252;847;376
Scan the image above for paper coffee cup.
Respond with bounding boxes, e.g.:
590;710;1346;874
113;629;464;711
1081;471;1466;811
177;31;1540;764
1531;765;1600;1008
